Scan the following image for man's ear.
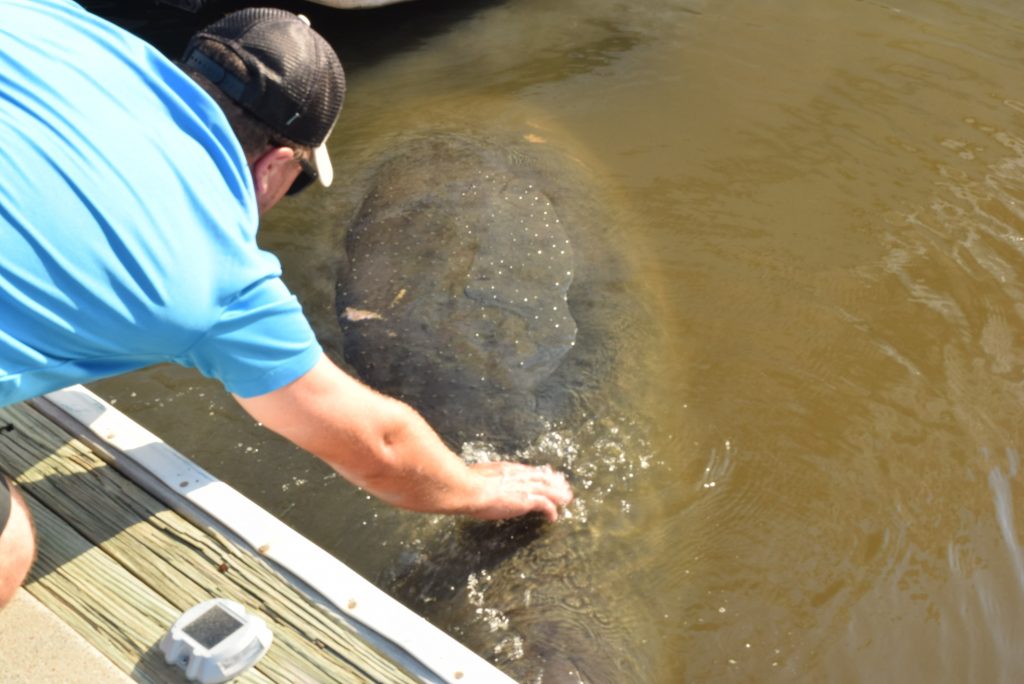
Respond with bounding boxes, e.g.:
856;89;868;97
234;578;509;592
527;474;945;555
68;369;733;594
251;146;297;215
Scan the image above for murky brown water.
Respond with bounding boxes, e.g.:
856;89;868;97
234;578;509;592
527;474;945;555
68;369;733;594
87;0;1024;681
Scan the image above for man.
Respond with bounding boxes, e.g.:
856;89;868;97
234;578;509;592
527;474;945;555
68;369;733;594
0;1;572;608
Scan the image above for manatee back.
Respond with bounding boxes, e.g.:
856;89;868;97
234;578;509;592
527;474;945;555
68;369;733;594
338;132;645;449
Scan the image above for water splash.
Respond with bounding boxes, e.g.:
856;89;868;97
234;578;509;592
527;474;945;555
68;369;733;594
462;415;656;525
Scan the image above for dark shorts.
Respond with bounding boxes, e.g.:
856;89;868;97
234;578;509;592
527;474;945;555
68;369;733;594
0;476;12;537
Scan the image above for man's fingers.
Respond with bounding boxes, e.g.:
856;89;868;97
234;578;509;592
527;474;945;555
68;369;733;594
529;493;560;523
472;461;573;521
536;469;573;508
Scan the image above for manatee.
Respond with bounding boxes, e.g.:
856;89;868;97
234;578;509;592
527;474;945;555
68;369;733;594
336;131;659;683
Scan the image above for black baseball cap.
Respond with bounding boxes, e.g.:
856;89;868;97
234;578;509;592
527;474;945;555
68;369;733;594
181;8;345;192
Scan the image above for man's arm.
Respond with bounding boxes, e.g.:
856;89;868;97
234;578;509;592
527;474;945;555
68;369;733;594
234;355;573;522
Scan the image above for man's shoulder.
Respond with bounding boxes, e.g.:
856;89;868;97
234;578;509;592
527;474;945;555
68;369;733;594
0;0;258;255
1;0;254;212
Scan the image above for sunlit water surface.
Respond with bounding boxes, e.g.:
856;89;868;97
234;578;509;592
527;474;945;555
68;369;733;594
88;0;1024;681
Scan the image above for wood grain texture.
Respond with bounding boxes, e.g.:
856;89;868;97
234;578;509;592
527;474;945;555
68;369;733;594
0;402;417;683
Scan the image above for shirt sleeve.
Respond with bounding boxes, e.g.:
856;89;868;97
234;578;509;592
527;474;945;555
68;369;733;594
178;276;323;398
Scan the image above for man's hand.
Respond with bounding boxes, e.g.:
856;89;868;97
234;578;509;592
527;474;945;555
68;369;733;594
463;462;573;523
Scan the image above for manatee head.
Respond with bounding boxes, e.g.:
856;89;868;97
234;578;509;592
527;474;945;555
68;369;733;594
382;510;655;684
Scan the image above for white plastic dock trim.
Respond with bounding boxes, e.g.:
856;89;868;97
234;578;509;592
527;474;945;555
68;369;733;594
36;385;515;684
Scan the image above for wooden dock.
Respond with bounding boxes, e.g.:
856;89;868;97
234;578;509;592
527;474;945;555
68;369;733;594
0;388;513;683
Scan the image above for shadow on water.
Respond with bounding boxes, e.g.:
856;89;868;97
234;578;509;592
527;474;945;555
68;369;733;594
80;0;508;69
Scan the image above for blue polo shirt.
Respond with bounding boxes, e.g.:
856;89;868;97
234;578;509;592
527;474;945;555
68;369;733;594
0;0;322;406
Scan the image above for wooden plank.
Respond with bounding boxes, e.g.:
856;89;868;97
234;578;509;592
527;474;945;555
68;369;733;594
17;495;197;683
0;402;418;683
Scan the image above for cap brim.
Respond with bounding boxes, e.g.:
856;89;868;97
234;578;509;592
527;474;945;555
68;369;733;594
311;140;333;187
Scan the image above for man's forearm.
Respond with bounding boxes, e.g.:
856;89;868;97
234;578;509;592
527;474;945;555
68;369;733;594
235;355;572;520
300;381;486;513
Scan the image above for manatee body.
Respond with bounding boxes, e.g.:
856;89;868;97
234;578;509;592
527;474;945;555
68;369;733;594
338;132;645;450
336;132;657;683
